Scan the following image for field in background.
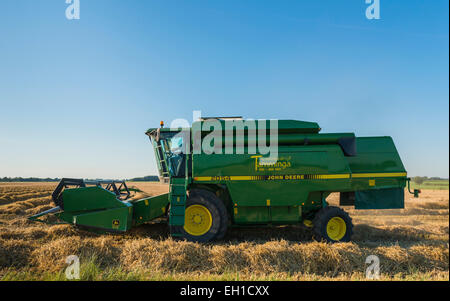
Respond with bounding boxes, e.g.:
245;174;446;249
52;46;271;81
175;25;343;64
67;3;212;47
410;179;449;190
0;182;448;281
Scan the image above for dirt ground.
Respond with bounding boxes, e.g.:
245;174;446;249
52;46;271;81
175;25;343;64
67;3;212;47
0;182;448;281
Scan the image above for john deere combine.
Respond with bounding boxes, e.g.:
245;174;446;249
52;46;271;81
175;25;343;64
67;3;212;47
30;118;419;243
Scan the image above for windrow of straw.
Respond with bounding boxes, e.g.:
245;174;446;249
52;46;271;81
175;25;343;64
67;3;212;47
23;237;448;277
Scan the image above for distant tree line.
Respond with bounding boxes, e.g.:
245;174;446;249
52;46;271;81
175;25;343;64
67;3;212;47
128;176;160;182
412;176;448;185
1;176;160;182
1;177;60;182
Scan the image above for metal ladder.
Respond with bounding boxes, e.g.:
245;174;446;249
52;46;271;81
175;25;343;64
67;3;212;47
168;177;187;237
155;144;170;178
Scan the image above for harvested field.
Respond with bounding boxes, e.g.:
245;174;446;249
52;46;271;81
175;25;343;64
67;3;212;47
0;182;448;281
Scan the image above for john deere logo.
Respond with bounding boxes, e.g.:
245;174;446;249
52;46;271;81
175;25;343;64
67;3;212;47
112;220;120;229
251;155;292;172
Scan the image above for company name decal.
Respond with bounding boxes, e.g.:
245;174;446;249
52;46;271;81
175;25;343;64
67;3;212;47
252;155;292;172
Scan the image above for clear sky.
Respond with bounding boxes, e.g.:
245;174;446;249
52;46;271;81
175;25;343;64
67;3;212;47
0;0;448;179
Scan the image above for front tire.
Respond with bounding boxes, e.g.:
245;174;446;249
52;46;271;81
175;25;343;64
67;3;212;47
312;206;353;243
171;189;228;243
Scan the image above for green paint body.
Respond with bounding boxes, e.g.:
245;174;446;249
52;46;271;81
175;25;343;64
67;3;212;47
32;119;413;234
53;186;169;233
148;120;409;230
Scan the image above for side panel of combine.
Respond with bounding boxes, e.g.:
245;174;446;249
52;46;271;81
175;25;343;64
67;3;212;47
345;137;407;209
192;144;352;224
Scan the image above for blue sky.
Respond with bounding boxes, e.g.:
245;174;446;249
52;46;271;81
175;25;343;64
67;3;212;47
0;0;448;179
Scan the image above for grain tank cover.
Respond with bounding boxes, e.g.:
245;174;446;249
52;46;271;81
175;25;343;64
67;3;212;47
277;120;321;134
193;119;321;134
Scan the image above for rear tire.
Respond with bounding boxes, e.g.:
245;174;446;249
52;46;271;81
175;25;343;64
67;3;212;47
312;206;353;243
171;189;228;243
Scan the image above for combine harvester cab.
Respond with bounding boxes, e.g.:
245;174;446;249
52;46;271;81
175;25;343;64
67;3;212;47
30;117;420;243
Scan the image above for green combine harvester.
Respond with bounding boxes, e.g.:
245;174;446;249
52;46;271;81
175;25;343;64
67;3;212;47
30;117;420;243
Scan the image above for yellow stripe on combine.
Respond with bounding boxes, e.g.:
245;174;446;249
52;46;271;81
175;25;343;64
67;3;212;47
194;174;351;181
231;176;257;181
194;177;215;181
194;176;257;181
194;172;407;182
318;174;351;179
351;172;407;178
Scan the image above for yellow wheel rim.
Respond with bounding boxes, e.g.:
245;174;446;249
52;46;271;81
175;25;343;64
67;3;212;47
184;205;213;236
326;217;347;241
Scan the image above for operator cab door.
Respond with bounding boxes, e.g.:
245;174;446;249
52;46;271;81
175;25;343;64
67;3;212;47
157;131;189;178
